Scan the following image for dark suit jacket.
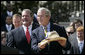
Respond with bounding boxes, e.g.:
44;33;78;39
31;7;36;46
6;23;39;54
1;12;8;27
69;35;84;54
1;24;14;32
31;23;71;54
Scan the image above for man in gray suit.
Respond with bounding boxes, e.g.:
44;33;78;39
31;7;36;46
70;26;84;54
6;9;39;54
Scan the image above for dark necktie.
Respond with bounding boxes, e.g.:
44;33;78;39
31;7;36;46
26;27;30;43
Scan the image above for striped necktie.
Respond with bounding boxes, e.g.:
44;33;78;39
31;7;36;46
44;27;47;37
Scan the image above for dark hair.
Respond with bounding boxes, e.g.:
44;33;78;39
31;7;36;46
70;22;76;32
74;19;83;25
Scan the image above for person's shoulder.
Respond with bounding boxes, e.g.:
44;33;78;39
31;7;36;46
32;26;41;32
8;26;22;33
52;23;64;29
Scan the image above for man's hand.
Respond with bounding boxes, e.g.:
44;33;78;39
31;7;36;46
38;43;46;50
57;37;67;47
46;37;67;47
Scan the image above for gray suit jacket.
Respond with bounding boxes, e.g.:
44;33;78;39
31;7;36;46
6;26;32;54
69;33;84;54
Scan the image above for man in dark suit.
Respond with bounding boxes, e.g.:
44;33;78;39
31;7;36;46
1;16;14;32
6;9;39;54
31;7;71;54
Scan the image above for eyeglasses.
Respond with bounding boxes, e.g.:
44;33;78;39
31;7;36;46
67;32;74;34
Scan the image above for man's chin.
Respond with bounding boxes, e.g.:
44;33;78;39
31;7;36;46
23;22;28;24
23;22;31;26
39;22;43;25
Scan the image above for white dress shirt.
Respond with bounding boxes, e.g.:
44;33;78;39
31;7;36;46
6;24;12;32
77;38;84;53
7;11;13;17
41;22;50;38
22;24;32;36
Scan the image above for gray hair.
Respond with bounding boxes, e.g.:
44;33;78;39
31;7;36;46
37;7;51;17
22;9;33;17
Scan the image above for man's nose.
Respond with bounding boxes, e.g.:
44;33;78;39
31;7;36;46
23;16;27;18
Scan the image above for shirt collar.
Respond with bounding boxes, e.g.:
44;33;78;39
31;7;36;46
6;24;12;27
77;37;84;44
7;10;13;13
41;22;50;30
22;23;32;30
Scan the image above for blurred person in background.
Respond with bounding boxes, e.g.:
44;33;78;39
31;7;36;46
69;19;83;43
1;3;14;27
1;31;7;46
74;19;83;30
68;19;83;42
65;26;76;54
65;19;84;54
1;16;14;32
12;14;22;28
70;26;84;54
1;31;19;54
66;26;74;37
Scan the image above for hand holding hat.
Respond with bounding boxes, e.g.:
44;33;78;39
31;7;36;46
38;31;67;49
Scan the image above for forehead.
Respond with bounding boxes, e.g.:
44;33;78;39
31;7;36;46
13;16;21;19
22;11;30;15
77;30;84;33
13;17;21;21
37;10;46;15
6;17;11;20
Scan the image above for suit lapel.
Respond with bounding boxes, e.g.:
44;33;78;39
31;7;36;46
50;23;54;31
32;22;39;31
19;26;27;41
32;23;34;31
39;26;46;39
74;38;80;54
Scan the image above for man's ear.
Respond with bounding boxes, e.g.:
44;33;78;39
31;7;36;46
48;16;50;20
32;16;34;20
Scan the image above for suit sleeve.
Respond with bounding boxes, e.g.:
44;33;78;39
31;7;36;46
60;26;71;50
6;31;14;48
31;31;40;54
